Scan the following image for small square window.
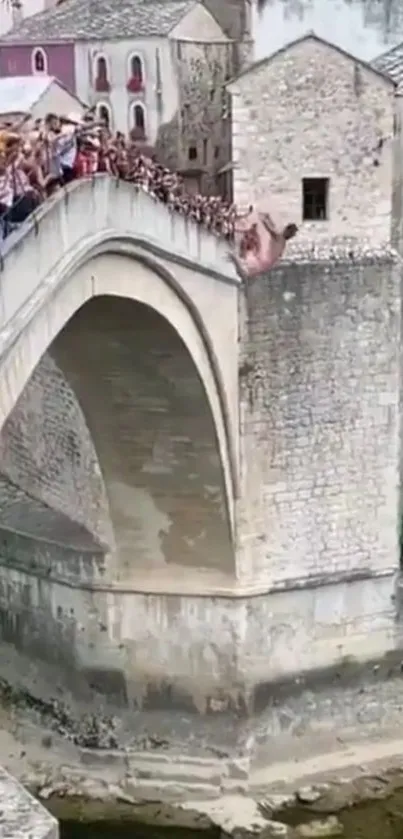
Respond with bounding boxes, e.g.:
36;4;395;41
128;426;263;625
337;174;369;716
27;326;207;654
302;177;329;221
188;145;197;161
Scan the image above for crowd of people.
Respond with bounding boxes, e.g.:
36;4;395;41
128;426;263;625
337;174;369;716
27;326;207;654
0;107;298;276
0;109;238;241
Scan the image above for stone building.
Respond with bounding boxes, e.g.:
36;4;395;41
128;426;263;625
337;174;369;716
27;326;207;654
0;0;252;194
227;32;399;245
0;74;86;123
0;0;53;37
371;41;403;250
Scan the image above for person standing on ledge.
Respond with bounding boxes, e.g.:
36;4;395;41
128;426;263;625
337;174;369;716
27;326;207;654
229;207;298;280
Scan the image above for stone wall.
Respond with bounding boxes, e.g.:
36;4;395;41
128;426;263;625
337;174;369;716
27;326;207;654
157;38;235;195
0;352;112;550
230;34;396;244
236;251;401;590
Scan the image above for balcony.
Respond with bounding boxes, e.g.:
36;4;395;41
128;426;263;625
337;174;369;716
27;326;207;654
130;125;146;141
95;76;111;93
126;75;143;94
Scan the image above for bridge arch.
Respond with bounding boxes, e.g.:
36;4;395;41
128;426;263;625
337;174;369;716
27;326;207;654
0;243;235;581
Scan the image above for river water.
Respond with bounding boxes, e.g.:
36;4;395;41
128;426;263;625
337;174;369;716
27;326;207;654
61;826;219;839
60;793;403;839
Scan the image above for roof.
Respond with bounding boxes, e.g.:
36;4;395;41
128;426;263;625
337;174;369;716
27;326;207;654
0;0;196;44
372;42;403;86
226;31;397;89
0;75;59;113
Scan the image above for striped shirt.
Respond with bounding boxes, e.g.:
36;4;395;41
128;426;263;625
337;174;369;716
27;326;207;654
0;170;13;208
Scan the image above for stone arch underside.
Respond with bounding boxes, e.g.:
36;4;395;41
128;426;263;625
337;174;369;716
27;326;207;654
0;352;112;554
0;252;234;580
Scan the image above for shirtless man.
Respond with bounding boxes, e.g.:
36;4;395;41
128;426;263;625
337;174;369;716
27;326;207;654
230;208;298;280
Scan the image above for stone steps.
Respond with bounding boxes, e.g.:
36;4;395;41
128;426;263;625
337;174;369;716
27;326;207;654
125;777;222;802
127;753;226;784
78;748;249;796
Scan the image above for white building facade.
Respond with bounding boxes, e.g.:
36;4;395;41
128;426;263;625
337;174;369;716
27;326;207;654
0;0;246;193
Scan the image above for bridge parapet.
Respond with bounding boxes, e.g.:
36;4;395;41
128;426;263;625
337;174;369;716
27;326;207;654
0;175;238;335
0;765;58;839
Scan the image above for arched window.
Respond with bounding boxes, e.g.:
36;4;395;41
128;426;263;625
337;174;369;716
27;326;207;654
127;54;144;93
96;102;111;128
131;103;146;139
31;47;47;74
94;54;110;92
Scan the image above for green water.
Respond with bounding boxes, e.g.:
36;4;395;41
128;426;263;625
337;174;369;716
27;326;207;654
278;793;403;838
60;797;403;839
60;826;218;839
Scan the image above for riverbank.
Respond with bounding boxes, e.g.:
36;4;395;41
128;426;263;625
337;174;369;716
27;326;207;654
3;692;403;839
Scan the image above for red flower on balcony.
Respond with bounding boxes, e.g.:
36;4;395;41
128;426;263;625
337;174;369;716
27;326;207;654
94;56;110;94
127;56;144;93
127;75;143;93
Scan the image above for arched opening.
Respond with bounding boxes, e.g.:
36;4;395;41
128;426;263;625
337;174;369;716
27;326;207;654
127;54;144;92
131;103;145;139
0;295;233;578
32;47;47;74
94;54;110;92
97;102;111;128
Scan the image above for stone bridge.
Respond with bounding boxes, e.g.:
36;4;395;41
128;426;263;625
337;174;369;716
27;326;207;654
0;175;402;756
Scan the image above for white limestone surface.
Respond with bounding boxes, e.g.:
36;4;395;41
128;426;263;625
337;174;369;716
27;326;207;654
0;765;58;839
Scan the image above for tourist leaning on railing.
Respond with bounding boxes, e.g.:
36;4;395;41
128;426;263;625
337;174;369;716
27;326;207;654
0;107;297;276
0;108;238;242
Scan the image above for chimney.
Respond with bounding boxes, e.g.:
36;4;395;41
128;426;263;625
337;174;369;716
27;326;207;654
10;0;23;27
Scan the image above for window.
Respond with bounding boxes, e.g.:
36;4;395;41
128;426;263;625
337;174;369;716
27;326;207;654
131;102;146;139
127;54;144;92
96;102;111;128
302;177;329;221
202;138;208;164
31;47;47;74
188;145;197;161
94;55;110;92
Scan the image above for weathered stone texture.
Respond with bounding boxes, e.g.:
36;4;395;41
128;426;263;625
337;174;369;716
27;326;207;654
230;35;396;244
0;352;112;549
162;38;234;194
0;766;58;839
236;255;401;589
